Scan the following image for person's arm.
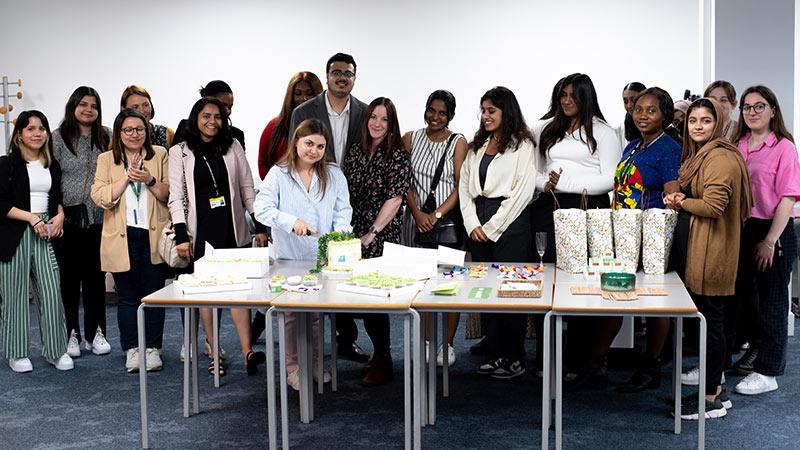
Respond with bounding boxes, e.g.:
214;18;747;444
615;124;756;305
555;125;622;195
755;197;795;271
90;153;128;209
459;151;481;237
435;135;468;216
129;151;169;203
481;141;538;241
257;120;274;180
360;150;411;247
165;126;175;148
253;168;300;234
679;155;733;218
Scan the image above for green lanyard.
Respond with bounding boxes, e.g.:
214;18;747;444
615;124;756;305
123;158;143;200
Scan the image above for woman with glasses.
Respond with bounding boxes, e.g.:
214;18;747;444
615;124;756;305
91;109;170;373
169;97;269;377
120;85;175;148
0;110;73;373
51;86;111;359
730;86;800;396
704;80;738;141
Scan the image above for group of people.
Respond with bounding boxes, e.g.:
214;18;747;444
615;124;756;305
1;51;797;421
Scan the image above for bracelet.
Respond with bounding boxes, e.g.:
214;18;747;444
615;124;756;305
32;219;43;227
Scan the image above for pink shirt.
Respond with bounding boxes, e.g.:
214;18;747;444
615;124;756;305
738;132;800;219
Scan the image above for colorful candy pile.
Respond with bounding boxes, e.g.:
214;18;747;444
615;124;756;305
468;264;488;278
495;264;544;280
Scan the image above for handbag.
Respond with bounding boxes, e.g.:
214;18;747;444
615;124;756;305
63;204;90;230
158;144;191;268
415;133;463;248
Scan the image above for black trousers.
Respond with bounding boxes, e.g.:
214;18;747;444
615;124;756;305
469;197;532;361
691;292;727;396
733;218;796;376
54;224;106;342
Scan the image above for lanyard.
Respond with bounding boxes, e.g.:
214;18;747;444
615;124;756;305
122;158;143;200
201;155;221;197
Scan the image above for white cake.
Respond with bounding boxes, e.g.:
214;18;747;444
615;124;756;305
327;239;361;271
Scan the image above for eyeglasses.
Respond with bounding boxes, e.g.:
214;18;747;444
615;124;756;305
742;103;768;114
122;127;146;136
329;70;355;80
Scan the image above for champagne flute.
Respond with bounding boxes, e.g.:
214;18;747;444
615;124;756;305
535;232;547;266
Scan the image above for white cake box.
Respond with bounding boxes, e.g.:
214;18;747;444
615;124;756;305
352;256;437;281
193;243;270;278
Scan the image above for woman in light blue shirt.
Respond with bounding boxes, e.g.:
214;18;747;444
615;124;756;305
254;118;352;390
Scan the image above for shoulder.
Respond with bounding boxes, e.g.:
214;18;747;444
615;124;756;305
532;118;553;137
591;118;617;137
350;95;368;111
152;145;168;159
295;94;324;113
327;163;347;181
774;136;798;155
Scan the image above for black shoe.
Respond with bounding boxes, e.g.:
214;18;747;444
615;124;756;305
338;341;370;363
477;357;502;375
246;351;266;376
565;369;608;391
677;394;727;420
617;369;661;393
717;387;732;410
733;347;758;375
470;338;489;356
490;358;526;380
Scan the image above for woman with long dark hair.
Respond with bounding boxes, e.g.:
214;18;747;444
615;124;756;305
0;110;72;372
618;82;647;144
51;86;111;359
173;80;246;150
342;97;411;386
459;86;537;379
169;97;268;377
91;109;170;372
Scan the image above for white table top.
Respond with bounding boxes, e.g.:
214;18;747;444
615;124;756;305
142;279;277;307
412;263;554;312
551;282;697;314
270;278;417;310
554;269;684;285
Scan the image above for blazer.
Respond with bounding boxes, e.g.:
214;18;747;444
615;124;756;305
289;92;367;163
0;154;63;262
167;139;256;252
91;146;170;272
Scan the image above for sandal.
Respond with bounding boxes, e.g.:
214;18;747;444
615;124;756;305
246;351;266;376
208;359;226;377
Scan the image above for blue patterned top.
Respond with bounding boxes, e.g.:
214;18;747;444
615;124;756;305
613;134;681;209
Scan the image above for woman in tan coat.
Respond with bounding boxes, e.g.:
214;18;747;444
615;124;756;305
664;98;753;420
92;109;170;373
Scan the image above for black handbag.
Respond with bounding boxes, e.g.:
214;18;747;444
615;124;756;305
63;204;90;230
415;133;464;248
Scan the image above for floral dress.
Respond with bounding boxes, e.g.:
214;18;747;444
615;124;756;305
342;144;411;258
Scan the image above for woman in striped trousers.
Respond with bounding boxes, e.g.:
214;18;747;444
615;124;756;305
0;110;73;373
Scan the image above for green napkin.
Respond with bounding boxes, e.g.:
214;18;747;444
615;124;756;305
431;282;461;296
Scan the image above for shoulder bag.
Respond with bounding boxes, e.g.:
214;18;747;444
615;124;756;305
415;133;464;249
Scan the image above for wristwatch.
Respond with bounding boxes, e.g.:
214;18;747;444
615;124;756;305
368;225;378;235
434;210;442;219
146;176;156;187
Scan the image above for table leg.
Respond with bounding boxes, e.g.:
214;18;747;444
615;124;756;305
542;311;552;450
266;307;277;450
330;313;338;392
183;307;190;418
297;312;310;423
307;313;315;421
213;307;220;388
427;312;436;424
411;309;422;450
555;315;563;450
698;313;707;450
190;307;199;415
441;312;449;398
404;314;411;450
419;313;427;427
317;313;324;395
278;312;289;450
138;304;149;449
674;317;683;434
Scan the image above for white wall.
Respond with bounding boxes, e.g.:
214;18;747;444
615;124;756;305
4;0;701;176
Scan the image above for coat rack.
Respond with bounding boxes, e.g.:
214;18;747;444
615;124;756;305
1;76;23;150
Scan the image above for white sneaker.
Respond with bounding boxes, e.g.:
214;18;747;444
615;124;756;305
203;341;226;360
84;327;111;355
681;367;724;386
8;357;33;373
126;348;140;373
734;372;778;395
46;353;74;371
287;369;300;391
145;348;163;372
436;344;456;367
67;330;81;358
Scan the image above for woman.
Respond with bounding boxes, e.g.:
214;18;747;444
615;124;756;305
401;90;468;367
609;87;681;392
91;109;170;373
731;86;800;396
52;86;111;358
704;80;738;141
460;86;537;379
663;98;753;420
618;82;647;144
0;110;72;372
257;72;324;179
254;119;349;390
174;80;246;150
531;73;621;380
342;97;411;386
120;85;175;148
169;97;268;377
668;99;692;143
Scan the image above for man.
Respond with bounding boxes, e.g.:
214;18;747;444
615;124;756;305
289;52;370;365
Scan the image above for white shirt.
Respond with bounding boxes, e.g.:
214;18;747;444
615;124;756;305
533;117;622;195
26;160;51;213
125;181;149;230
325;92;351;164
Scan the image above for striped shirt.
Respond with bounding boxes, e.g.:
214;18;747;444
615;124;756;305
254;163;353;260
409;129;464;208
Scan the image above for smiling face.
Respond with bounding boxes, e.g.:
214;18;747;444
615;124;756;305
368;105;389;143
687;106;716;144
295;133;327;167
560;83;578;118
706;87;735;119
425;99;450;133
480;100;502;133
292;80;315;109
741;92;775;135
197;103;223;142
632;94;664;136
74;95;99;127
19;116;48;152
124;94;153;120
326;61;356;99
120;116;147;152
622;89;639;115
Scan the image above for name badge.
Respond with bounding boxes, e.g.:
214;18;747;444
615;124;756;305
209;196;226;209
